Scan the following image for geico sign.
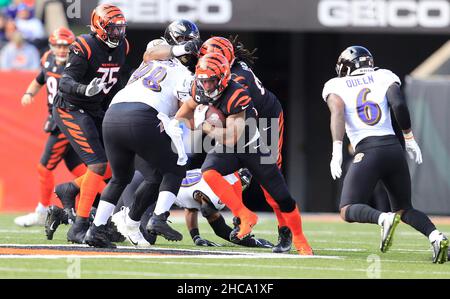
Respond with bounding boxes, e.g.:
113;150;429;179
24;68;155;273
318;0;450;28
99;0;232;23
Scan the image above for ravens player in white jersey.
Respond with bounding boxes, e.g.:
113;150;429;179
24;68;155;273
84;43;193;248
323;46;448;263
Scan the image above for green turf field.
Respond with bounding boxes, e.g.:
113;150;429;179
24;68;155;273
0;213;449;279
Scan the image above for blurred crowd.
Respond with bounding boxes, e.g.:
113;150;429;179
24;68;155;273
0;0;47;70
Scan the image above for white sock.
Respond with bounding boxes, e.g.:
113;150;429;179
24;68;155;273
153;191;176;215
93;201;115;227
35;202;48;214
377;212;389;226
428;230;442;243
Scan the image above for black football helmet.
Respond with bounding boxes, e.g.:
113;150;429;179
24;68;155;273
335;46;374;77
164;19;200;72
164;19;200;46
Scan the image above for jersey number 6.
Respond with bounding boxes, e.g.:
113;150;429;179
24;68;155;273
356;88;381;126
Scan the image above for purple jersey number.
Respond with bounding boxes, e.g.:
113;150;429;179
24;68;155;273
356;88;381;126
128;62;167;92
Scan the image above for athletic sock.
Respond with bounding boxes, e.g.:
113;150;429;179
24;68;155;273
261;186;287;227
428;230;443;243
74;173;85;188
37;163;54;207
401;208;436;237
153;191;177;215
70;164;87;178
377;212;389;226
77;169;104;218
203;170;247;216
345;204;381;224
93;200;115;226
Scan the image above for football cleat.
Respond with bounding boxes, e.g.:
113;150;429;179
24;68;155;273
229;216;241;243
431;234;449;264
105;217;126;243
112;207;151;247
380;213;401;253
236;210;258;240
85;223;116;248
67;216;89;244
14;209;47;227
140;224;157;245
45;206;74;240
272;226;292;253
293;234;314;256
148;212;183;241
236;235;273;248
54;182;79;209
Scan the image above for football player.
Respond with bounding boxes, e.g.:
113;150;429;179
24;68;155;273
323;46;448;263
173;53;313;255
51;4;129;243
14;27;86;227
84;41;193;248
198;36;292;253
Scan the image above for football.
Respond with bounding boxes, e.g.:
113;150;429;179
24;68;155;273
205;105;226;127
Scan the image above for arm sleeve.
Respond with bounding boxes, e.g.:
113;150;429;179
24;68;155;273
227;89;252;115
386;83;411;130
35;68;46;85
58;52;89;96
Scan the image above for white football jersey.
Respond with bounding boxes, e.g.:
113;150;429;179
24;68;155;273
110;47;192;117
174;169;239;211
322;69;401;148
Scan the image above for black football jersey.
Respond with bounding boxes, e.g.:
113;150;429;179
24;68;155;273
35;50;66;114
55;33;129;111
231;61;279;119
193;80;259;149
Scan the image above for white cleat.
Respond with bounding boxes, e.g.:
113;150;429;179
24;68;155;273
14;208;47;227
380;212;400;253
111;207;150;248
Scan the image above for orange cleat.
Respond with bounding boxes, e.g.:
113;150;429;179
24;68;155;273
237;210;258;239
293;234;314;256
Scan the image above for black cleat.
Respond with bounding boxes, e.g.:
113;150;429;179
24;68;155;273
85;223;116;248
54;182;79;209
45;206;74;240
235;235;274;248
105;218;126;243
272;226;292;253
140;224;157;245
229;216;241;243
148;212;183;241
67;216;89;244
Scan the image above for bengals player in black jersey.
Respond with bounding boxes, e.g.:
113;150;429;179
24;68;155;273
174;53;313;255
51;4;129;243
14;27;86;228
199;36;292;253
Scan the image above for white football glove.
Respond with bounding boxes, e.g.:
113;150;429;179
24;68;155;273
330;141;343;180
157;113;187;166
166;118;183;138
85;78;106;97
194;104;208;129
404;132;423;164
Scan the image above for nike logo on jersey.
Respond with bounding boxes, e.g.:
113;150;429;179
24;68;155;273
262;126;271;131
242;105;249;110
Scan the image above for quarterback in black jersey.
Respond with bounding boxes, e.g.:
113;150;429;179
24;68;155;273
198;36;292;253
14;27;86;228
174;53;313;255
51;4;128;243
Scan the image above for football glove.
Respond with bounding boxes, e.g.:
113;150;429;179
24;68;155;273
404;132;423;164
193;235;221;247
194;104;208;129
85;77;106;97
184;38;203;56
330;140;343;180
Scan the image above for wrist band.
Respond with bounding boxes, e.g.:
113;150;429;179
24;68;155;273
403;132;414;140
171;44;188;57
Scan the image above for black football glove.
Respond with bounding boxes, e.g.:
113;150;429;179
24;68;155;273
193;235;221;247
183;38;203;56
